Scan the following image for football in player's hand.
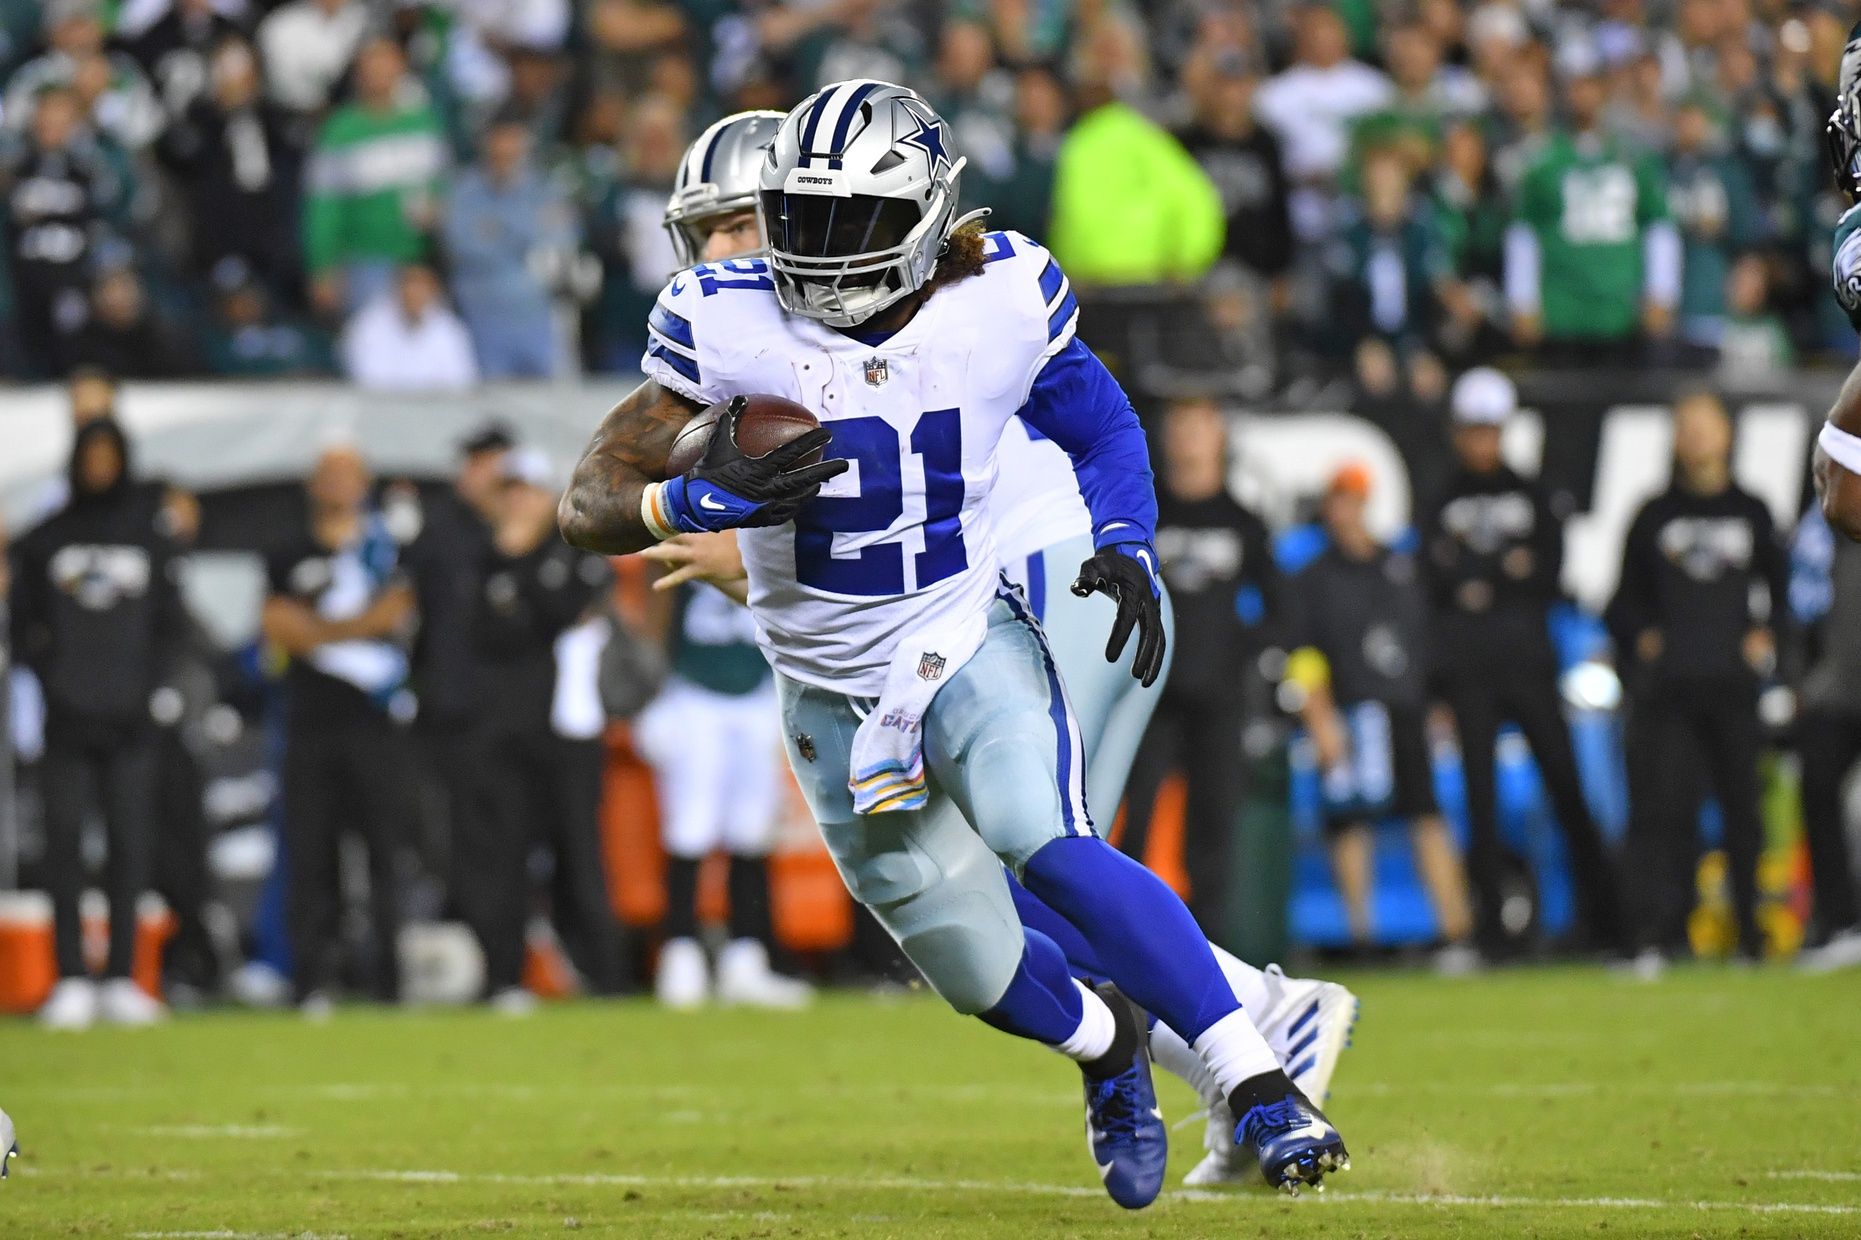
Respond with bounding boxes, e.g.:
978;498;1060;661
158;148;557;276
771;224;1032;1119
665;394;825;478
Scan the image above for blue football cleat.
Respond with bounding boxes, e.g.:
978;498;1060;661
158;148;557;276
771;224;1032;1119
1081;984;1168;1209
1236;1091;1349;1195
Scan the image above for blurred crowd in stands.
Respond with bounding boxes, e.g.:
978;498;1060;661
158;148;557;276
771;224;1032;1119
0;0;1857;394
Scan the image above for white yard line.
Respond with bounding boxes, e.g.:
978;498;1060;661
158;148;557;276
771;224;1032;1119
1768;1171;1861;1183
137;1125;301;1140
317;1168;1861;1216
130;1232;349;1239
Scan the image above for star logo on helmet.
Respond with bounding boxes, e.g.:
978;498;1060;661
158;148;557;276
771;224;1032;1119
900;106;950;173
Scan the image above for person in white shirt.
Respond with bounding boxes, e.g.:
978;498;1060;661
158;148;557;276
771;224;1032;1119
341;264;480;392
257;0;369;116
1252;3;1392;238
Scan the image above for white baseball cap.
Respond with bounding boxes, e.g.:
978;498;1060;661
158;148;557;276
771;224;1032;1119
1450;367;1518;427
501;446;557;489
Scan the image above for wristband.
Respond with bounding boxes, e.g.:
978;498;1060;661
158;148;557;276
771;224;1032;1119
640;482;679;541
1820;421;1861;477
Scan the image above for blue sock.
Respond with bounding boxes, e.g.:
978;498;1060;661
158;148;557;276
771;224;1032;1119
1021;836;1240;1043
1004;869;1110;986
978;927;1084;1045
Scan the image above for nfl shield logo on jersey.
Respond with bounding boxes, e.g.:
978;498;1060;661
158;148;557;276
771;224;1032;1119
864;357;889;387
917;651;946;681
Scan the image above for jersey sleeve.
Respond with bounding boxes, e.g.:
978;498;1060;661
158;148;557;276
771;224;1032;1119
639;271;727;405
991;232;1158;546
1833;205;1861;331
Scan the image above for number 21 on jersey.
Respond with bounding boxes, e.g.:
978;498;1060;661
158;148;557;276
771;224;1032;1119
795;409;966;596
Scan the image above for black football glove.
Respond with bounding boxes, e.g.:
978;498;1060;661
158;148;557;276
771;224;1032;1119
1071;541;1166;688
662;396;848;532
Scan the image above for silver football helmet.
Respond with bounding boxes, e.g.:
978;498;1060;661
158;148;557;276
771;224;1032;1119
665;110;786;267
757;80;974;328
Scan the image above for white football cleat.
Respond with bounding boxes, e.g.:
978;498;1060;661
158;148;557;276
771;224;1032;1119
1181;966;1360;1187
1800;928;1861;974
1255;965;1359;1104
656;937;710;1010
714;939;813;1009
0;1105;16;1179
1183;1098;1250;1186
98;978;167;1027
39;978;98;1032
489;987;539;1017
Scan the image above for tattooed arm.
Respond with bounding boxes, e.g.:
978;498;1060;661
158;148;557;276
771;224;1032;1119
558;380;705;555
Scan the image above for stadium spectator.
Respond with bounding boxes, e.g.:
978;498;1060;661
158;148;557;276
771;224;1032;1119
1329;145;1451;364
3;0;163;152
1428;120;1507;358
72;266;197;378
261;443;416;1012
124;0;247;121
466;449;627;1007
927;19;1014;207
968;61;1066;243
1252;3;1392;238
1421;369;1624;959
1046;30;1223;288
1790;505;1861;973
1716;256;1793;379
402;424;508;917
1667;96;1762;354
1504;46;1679;363
584;93;683;371
340;263;479;392
157;36;303;292
0;86;119;379
1610;392;1789;971
1285;462;1477;971
1175;50;1295;296
442;112;579;379
10;418;181;1030
256;0;369;121
201;264;333;377
303;36;447;316
1117;397;1285;939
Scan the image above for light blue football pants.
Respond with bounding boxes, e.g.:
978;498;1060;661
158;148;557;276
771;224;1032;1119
996;532;1173;812
777;537;1174;1016
778;591;1094;1014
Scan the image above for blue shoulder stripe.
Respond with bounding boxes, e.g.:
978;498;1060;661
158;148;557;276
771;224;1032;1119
1037;257;1065;305
649;302;695;350
647;340;700;385
1046;290;1079;341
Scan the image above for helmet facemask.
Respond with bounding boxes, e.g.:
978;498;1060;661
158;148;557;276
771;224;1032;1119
757;180;961;327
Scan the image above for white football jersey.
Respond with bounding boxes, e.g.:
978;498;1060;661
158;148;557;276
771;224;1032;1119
642;230;1083;694
991;418;1091;566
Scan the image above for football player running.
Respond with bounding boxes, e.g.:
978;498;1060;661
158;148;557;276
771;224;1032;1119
646;109;1358;1185
561;83;1349;1203
1820;21;1861;544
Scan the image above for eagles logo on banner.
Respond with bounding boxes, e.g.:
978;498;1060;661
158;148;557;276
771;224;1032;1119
864;357;889;387
916;651;946;681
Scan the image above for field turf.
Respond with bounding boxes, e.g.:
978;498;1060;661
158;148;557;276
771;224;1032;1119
3;965;1858;1238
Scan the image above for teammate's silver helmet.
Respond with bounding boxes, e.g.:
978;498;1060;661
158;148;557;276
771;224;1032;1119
756;80;971;328
665;110;785;267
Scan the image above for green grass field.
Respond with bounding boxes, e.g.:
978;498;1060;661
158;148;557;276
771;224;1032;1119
3;966;1859;1238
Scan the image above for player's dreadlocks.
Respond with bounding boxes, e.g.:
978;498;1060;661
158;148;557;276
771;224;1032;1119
925;219;989;297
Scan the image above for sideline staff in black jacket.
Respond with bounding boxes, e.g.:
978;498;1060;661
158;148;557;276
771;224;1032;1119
1610;392;1789;964
1421;369;1623;957
10;419;182;1026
